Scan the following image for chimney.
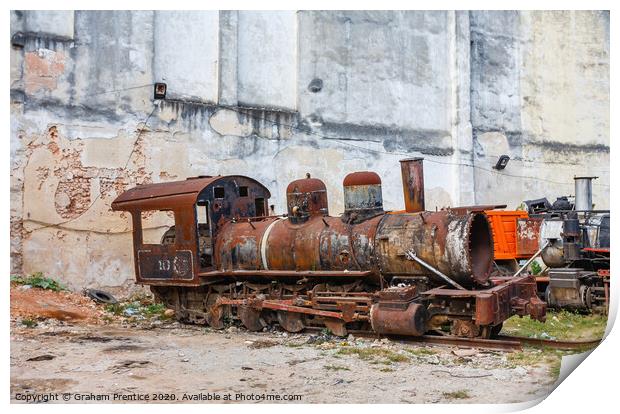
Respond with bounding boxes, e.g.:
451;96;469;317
400;158;425;213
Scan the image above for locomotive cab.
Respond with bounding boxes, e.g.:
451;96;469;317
111;175;271;285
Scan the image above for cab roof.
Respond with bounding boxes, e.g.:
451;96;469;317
111;175;270;211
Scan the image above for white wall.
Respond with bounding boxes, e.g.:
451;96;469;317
154;11;220;103
237;11;297;109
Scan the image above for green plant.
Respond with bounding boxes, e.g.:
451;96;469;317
104;303;124;315
143;303;166;316
502;310;607;341
442;390;471;400
324;364;350;371
104;300;169;319
530;261;542;275
11;272;66;291
336;346;410;364
406;347;437;356
21;318;38;328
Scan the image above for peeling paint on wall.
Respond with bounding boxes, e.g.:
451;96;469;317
24;49;65;94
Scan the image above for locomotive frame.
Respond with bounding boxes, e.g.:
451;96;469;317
112;160;546;338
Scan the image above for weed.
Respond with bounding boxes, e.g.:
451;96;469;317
21;318;38;328
506;347;575;381
143;303;166;316
104;303;124;316
502;310;607;341
442;390;471;400
336;346;410;364
104;300;167;319
11;272;66;292
549;359;562;379
379;367;394;372
324;364;350;371
406;347;437;356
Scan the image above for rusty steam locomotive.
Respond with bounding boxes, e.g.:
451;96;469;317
112;159;545;338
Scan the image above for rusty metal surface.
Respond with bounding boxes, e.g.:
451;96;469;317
214;217;279;271
393;335;523;351
263;216;380;278
111;176;220;210
286;175;328;222
400;158;425;213
516;217;542;257
112;175;271;214
112;175;272;286
327;330;599;352
496;335;601;351
422;274;546;326
198;269;373;278
342;172;384;223
375;211;494;287
447;205;507;215
115;162;547;338
370;301;426;336
238;305;265;331
343;171;382;186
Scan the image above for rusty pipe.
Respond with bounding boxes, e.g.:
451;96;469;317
405;250;466;290
512;240;550;278
400;158;425;213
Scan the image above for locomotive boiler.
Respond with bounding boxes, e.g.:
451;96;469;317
112;159;545;338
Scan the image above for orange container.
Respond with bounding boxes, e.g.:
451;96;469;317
484;210;529;260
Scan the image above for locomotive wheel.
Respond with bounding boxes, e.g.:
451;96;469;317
238;306;265;331
491;322;503;338
324;318;347;337
545;286;556;308
580;285;593;309
206;304;225;329
451;319;479;338
277;311;305;333
205;294;226;329
478;326;491;339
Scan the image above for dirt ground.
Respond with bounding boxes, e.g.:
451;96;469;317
10;286;560;404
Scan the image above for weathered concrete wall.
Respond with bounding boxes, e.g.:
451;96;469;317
10;10;609;291
470;11;610;209
154;11;220;102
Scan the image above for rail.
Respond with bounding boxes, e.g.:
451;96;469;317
333;329;602;352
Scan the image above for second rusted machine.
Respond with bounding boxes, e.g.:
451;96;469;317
112;159;545;338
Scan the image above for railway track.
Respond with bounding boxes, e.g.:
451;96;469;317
396;334;602;352
311;328;602;352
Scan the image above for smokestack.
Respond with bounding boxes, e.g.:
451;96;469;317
400;158;425;213
574;176;597;211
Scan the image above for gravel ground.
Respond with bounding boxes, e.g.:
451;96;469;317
10;319;558;404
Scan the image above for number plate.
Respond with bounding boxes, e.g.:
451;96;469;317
137;250;194;280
